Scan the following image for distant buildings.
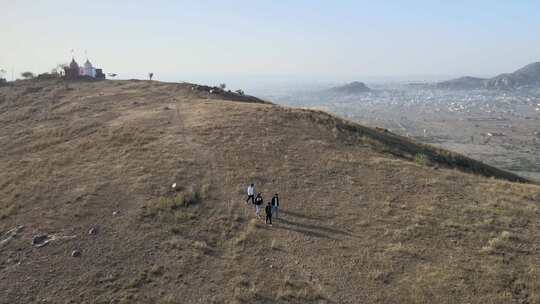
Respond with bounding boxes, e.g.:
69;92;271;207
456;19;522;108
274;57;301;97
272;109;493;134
64;57;105;80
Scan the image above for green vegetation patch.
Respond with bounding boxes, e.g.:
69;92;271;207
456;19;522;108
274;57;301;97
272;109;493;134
414;153;430;166
140;188;201;225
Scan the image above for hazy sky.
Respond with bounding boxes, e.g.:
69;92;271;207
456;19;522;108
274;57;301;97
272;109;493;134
2;0;540;83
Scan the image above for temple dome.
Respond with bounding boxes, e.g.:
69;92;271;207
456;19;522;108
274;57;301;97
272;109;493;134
69;58;79;70
84;59;93;69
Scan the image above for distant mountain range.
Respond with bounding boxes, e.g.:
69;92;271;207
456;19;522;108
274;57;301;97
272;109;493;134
437;62;540;90
329;81;371;94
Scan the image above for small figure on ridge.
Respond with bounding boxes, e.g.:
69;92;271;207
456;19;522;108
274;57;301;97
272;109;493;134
246;183;255;204
265;202;273;225
254;193;263;218
271;193;280;219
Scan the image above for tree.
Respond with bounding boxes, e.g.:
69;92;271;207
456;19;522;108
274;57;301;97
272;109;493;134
219;83;226;90
21;71;35;79
0;69;6;84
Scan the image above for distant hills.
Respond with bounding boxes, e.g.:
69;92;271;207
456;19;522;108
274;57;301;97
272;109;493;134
435;76;486;90
437;62;540;90
485;62;540;89
329;81;371;94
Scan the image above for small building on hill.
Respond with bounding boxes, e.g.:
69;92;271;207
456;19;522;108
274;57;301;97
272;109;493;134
64;58;80;79
95;69;105;79
82;59;96;78
64;57;105;80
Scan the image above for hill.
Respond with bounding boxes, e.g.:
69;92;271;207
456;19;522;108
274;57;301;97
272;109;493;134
436;76;487;90
329;81;371;94
485;62;540;90
437;62;540;90
1;79;539;304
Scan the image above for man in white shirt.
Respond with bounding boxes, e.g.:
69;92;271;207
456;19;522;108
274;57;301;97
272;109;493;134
246;183;255;204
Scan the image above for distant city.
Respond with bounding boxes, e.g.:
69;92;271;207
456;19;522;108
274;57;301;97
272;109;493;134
261;76;540;181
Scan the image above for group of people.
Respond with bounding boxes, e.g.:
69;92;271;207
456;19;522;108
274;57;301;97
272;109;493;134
246;183;280;225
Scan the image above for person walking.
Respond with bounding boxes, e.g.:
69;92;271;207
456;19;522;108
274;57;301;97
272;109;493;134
271;193;280;219
254;193;263;218
246;183;255;204
265;202;273;225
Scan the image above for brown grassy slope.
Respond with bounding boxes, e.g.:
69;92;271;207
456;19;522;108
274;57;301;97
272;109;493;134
0;79;539;304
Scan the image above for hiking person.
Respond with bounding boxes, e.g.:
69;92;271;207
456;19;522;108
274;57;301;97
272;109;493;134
148;72;154;80
265;202;273;225
254;193;263;218
271;193;280;219
246;183;255;204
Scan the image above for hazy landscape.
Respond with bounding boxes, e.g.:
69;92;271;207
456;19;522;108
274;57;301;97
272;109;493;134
3;2;540;304
262;64;540;182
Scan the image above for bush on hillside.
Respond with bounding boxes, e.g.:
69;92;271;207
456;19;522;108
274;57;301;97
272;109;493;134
140;187;202;225
37;72;58;80
21;71;35;79
414;153;430;166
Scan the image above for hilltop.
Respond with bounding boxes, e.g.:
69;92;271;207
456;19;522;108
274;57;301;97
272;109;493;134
1;79;539;304
485;62;540;90
435;76;487;90
437;62;540;90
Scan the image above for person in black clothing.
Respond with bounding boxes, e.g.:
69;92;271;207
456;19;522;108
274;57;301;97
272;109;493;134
271;193;279;219
254;193;263;218
265;202;273;225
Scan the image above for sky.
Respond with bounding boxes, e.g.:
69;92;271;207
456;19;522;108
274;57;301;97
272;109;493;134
1;0;540;86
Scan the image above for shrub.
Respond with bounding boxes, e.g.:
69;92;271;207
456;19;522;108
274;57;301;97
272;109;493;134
414;153;429;166
178;189;201;207
21;71;35;79
140;188;201;223
37;73;58;80
480;231;513;254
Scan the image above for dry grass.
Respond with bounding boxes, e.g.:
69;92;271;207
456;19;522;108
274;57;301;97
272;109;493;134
233;218;260;251
480;231;513;254
1;79;539;303
140;188;202;227
0;203;18;220
276;274;325;303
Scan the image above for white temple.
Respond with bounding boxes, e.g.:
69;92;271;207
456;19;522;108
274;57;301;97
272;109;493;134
65;55;105;79
80;59;96;78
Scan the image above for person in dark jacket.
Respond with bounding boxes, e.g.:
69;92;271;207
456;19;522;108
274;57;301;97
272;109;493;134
265;202;273;225
271;193;280;219
254;193;263;218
